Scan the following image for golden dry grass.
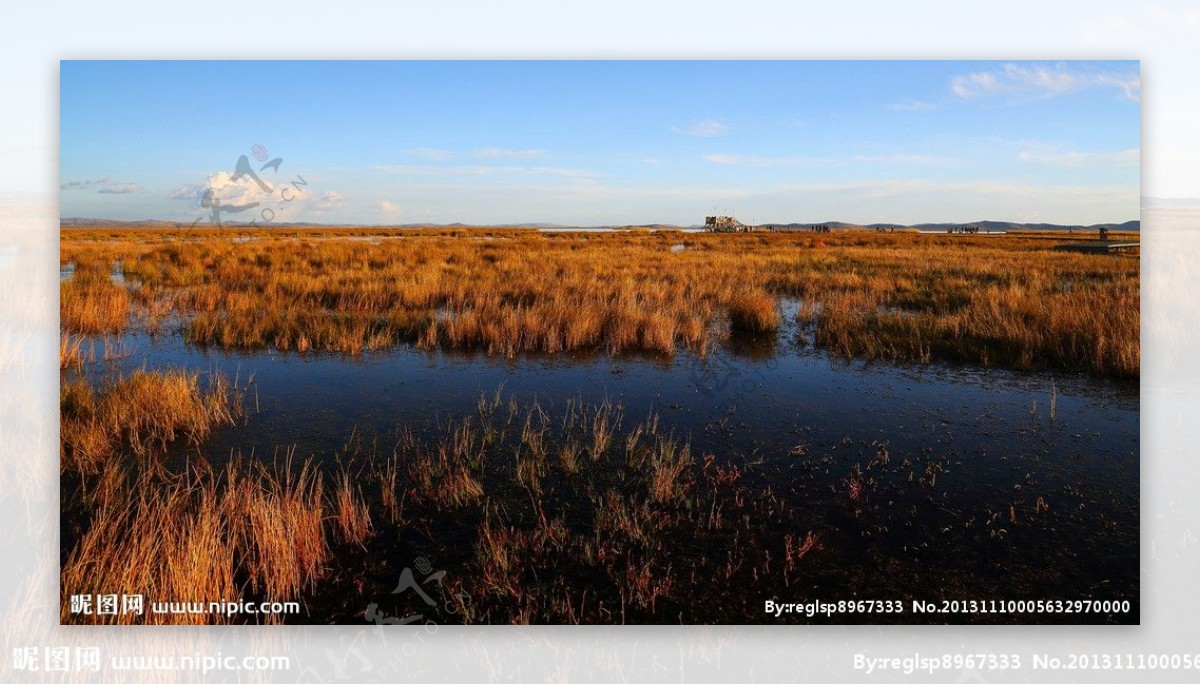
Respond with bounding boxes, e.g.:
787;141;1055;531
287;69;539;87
60;371;243;475
333;469;372;546
59;334;86;369
61;459;330;624
56;226;1140;623
61;227;1139;377
60;370;243;474
57;368;341;625
61;278;130;334
728;289;781;333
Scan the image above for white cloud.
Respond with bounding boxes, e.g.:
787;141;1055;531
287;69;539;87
473;148;547;159
192;170;271;207
61;178;111;190
853;154;960;165
671;119;729;137
169;170;343;221
952;71;1000;98
311;190;345;211
950;62;1140;102
380;199;401;213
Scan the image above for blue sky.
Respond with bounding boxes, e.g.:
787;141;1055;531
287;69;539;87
60;60;1140;225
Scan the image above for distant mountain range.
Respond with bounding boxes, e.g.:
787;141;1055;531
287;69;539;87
766;219;1140;232
60;217;1140;232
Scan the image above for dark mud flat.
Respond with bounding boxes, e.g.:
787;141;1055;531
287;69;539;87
65;321;1138;624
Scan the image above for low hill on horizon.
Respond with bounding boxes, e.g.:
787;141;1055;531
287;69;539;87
60;217;1141;232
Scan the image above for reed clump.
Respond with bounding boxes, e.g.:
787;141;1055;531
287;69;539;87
61;278;131;334
728;289;780;333
61;459;331;624
60;370;243;474
333;469;372;546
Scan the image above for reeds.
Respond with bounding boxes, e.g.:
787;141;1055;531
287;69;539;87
61;459;330;624
61;370;243;474
728;289;780;333
646;437;692;504
240;459;330;598
61;277;131;334
333;469;372;546
62;387;837;624
60;334;86;369
62;227;1139;377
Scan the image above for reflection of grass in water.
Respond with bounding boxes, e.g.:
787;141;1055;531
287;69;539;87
60;227;1137;377
62;377;830;624
59;334;86;369
427;396;902;623
59;369;1136;624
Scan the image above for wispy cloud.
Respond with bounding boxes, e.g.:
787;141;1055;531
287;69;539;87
703;153;961;167
951;62;1140;102
310;190;345;211
380;199;401;213
473;148;547;160
61;177;142;193
792;177;1101;207
671;119;729;137
96;184;141;194
61;178;110;190
1017;148;1140;167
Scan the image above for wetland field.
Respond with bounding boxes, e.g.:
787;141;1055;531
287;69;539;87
59;226;1139;624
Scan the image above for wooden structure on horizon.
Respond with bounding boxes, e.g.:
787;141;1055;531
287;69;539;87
1054;226;1139;254
705;216;758;233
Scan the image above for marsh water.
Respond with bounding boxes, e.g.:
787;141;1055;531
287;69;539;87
65;293;1139;624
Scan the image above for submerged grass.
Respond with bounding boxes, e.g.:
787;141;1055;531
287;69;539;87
60;227;1138;378
60;382;833;624
59;334;86;369
58;373;1133;623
